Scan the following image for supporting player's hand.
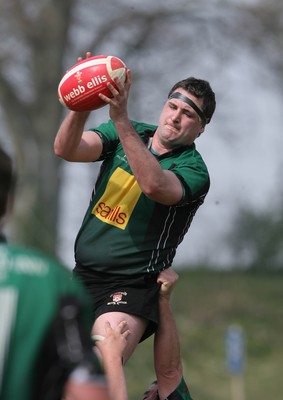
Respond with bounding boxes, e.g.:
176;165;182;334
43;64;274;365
157;268;179;299
142;381;159;400
95;320;130;365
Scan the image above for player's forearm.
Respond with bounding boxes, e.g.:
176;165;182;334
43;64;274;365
154;296;182;383
103;356;128;400
114;118;182;203
54;110;90;160
95;320;130;400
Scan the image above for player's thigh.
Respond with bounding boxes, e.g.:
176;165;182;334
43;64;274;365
93;311;148;362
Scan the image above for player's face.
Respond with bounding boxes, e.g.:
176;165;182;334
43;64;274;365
156;88;205;149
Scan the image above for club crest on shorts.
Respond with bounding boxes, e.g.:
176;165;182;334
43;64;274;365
107;291;128;305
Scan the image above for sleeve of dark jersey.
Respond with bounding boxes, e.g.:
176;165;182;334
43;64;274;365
32;295;105;400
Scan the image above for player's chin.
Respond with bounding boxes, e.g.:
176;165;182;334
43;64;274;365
142;381;159;400
160;136;179;150
164;126;179;139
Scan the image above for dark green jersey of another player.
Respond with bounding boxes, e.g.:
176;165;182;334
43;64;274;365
75;120;210;275
0;243;104;400
144;377;193;400
167;377;194;400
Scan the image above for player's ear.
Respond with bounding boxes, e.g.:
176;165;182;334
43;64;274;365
197;127;205;137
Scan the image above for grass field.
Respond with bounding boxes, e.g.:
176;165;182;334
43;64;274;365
124;269;283;400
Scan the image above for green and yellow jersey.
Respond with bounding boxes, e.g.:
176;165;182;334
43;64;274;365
75;120;209;275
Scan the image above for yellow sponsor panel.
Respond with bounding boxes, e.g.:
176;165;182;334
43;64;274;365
91;167;142;230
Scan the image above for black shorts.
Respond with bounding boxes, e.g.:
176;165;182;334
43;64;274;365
73;264;160;342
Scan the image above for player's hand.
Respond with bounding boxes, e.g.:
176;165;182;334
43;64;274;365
77;51;92;63
157;268;179;299
142;381;158;400
98;69;131;123
95;320;130;364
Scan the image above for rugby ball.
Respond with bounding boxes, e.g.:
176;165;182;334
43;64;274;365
58;55;127;112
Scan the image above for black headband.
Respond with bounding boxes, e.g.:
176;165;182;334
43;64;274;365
168;92;206;126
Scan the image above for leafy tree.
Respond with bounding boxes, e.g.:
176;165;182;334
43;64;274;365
224;0;283;270
227;205;283;270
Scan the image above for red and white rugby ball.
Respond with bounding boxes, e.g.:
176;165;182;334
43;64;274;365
58;55;127;112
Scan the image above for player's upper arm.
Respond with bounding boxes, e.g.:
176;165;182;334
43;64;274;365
151;162;209;207
55;130;103;162
144;169;184;206
70;130;103;162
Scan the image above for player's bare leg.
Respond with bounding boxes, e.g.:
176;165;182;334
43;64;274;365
92;311;148;363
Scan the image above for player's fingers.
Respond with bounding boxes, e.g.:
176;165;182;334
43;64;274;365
108;81;120;96
103;320;112;334
157;268;179;284
98;92;111;103
117;320;128;333
160;281;172;294
157;276;171;285
122;329;131;339
124;69;132;88
77;52;92;63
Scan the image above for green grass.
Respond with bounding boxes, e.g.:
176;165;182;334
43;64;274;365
124;270;283;400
